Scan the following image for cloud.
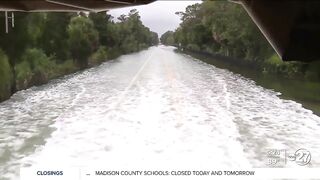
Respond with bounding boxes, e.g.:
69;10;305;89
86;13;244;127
109;0;202;36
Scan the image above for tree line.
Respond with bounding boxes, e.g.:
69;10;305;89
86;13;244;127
160;1;320;81
0;10;159;101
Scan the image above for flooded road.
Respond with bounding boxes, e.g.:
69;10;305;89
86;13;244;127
1;46;320;179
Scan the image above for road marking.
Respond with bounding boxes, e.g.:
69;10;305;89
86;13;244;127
113;50;154;108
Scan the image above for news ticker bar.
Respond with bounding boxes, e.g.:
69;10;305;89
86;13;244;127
20;167;320;180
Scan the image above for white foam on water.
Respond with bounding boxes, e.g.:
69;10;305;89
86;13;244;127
0;46;319;179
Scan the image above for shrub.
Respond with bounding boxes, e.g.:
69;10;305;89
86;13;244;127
89;46;108;65
15;48;54;89
0;49;13;100
265;54;282;66
15;60;32;90
56;59;78;76
21;48;53;71
138;43;148;50
67;16;99;69
186;44;200;52
305;61;320;81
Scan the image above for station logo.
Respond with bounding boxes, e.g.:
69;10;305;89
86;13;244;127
266;148;311;167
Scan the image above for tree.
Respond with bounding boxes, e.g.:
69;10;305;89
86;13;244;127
67;16;99;69
160;31;175;45
0;9;158;100
173;0;273;60
41;13;76;61
115;9;158;53
89;12;115;47
0;49;13;100
150;32;159;45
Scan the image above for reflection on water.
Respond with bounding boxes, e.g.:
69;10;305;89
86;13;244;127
0;46;320;179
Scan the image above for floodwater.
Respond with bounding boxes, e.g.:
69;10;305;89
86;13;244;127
1;46;320;179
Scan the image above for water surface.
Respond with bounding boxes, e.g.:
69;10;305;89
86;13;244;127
1;46;320;179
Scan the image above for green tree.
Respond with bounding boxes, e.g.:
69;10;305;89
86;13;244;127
115;9;158;53
89;12;114;46
67;16;99;69
160;31;175;45
0;9;158;101
150;32;159;45
41;13;76;61
173;1;273;60
0;49;13;101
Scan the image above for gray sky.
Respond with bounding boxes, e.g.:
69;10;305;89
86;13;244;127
109;1;202;36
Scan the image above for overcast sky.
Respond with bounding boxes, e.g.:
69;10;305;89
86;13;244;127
109;1;202;36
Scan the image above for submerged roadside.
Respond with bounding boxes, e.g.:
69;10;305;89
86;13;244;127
179;49;320;116
0;11;159;103
159;0;320;115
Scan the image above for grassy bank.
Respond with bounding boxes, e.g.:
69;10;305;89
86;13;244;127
181;49;320;115
180;47;320;82
263;54;320;81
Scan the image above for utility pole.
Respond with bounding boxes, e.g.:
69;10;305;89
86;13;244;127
4;11;14;33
